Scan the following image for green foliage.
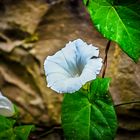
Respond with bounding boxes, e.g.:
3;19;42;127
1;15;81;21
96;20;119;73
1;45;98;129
0;115;34;140
61;78;117;140
83;0;140;62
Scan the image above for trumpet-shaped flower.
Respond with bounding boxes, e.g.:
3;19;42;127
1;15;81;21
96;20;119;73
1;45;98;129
0;92;15;117
44;39;103;93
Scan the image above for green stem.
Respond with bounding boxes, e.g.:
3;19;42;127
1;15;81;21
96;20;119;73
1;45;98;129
115;101;140;107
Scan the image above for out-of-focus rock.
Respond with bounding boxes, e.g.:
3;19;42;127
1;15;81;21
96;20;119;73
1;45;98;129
0;0;50;124
0;0;48;35
107;46;140;140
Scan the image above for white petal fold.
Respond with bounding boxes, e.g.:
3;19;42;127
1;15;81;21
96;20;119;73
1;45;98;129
44;38;103;93
0;92;15;117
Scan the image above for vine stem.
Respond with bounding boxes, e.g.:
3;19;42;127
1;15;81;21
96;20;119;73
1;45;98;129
37;126;62;139
114;101;140;107
86;0;89;6
102;40;111;78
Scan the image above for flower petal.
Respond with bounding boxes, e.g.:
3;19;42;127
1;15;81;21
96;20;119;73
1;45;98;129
44;60;71;77
44;39;103;93
79;58;103;85
47;73;68;87
73;39;100;71
61;42;80;76
0;93;15;117
74;39;99;60
44;41;80;77
50;77;82;93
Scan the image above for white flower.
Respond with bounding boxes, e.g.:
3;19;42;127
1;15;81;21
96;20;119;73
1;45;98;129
0;92;15;117
44;39;103;93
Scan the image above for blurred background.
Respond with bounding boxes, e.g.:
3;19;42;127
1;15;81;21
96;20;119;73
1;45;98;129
0;0;140;139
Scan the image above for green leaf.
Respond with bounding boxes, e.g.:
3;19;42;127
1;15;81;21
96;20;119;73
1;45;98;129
14;125;34;140
83;0;140;62
0;115;34;140
61;78;117;140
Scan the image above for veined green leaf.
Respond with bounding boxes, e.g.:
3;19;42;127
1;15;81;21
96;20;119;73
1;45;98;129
61;78;117;140
0;115;34;140
83;0;140;62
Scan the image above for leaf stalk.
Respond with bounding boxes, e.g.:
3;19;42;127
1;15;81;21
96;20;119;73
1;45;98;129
102;40;111;78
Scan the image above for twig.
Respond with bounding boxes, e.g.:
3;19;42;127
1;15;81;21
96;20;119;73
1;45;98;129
115;101;140;107
37;126;62;138
102;40;111;78
86;0;89;6
0;33;11;42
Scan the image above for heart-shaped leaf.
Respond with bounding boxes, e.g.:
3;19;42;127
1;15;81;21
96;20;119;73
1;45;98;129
83;0;140;62
0;115;34;140
61;78;117;140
